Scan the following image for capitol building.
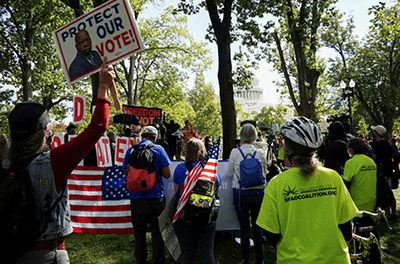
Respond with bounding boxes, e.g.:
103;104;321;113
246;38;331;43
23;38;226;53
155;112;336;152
232;72;295;119
233;76;275;114
216;64;294;118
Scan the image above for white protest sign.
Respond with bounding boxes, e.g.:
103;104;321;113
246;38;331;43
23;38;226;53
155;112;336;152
95;136;113;167
114;136;135;165
73;95;86;124
52;0;145;84
52;135;64;149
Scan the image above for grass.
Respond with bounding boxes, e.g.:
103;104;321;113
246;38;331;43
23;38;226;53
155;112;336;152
66;231;276;264
66;189;400;264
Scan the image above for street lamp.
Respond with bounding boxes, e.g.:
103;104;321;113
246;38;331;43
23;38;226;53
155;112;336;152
340;79;355;133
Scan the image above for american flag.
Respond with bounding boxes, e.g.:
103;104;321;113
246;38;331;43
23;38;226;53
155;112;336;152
172;136;221;224
68;166;133;234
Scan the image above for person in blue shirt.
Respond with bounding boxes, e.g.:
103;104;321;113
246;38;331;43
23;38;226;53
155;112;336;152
173;138;221;264
68;29;103;81
122;125;171;264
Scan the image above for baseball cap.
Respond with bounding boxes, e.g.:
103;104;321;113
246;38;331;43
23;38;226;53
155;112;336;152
8;101;50;135
66;124;77;131
371;125;386;136
142;126;157;136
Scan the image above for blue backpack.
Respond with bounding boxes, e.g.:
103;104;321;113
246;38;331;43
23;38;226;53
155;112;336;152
238;148;265;188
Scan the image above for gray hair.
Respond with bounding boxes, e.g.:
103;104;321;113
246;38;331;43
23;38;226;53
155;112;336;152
239;124;257;143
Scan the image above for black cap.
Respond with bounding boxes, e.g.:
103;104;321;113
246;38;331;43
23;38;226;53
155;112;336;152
66;124;77;131
8;101;50;135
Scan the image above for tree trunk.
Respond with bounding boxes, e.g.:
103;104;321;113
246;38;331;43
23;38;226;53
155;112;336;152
90;72;100;108
128;56;136;105
217;38;237;159
297;68;319;120
206;0;236;160
21;58;32;101
22;22;35;101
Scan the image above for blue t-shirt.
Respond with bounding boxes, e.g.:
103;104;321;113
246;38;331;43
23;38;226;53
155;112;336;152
122;139;171;199
173;161;221;197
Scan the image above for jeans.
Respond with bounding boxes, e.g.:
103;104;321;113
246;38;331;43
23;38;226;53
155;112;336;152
131;197;166;264
174;220;216;264
16;249;70;264
233;192;264;264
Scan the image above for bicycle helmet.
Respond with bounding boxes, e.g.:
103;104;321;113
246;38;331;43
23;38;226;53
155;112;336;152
281;116;323;155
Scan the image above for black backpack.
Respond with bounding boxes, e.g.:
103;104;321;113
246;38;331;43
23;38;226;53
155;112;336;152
376;167;395;209
180;162;220;226
0;154;63;263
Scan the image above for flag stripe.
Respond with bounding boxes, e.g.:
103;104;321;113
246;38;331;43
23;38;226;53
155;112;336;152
68;180;102;186
70;216;131;224
68;185;102;192
70;210;131;217
69;190;102;196
73;227;134;234
71;222;133;229
69;200;130;206
69;194;102;201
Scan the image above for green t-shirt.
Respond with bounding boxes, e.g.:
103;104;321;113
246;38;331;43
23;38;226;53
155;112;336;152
256;166;358;264
343;154;377;212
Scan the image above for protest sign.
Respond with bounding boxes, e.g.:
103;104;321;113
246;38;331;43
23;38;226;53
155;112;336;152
95;136;113;167
123;105;162;126
52;135;64;149
159;191;181;261
73;95;86;124
52;0;144;84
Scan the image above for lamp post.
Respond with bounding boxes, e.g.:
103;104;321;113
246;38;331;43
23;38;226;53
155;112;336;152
340;79;355;133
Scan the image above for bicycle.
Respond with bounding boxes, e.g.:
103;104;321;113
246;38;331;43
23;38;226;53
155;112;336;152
348;209;392;264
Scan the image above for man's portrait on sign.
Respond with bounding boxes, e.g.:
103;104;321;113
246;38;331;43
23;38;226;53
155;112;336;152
52;0;145;84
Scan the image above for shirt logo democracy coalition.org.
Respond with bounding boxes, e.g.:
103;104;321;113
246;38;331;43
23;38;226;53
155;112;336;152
283;184;337;203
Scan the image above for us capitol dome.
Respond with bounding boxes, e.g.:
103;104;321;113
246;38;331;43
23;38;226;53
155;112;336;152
233;76;275;114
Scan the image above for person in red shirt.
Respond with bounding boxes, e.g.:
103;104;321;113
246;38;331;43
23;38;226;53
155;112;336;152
2;58;115;264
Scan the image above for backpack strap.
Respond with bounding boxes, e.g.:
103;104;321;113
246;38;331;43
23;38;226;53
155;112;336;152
238;148;257;159
147;143;154;149
238;148;246;159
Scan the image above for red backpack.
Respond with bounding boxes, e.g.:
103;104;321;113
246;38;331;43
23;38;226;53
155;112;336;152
127;144;156;192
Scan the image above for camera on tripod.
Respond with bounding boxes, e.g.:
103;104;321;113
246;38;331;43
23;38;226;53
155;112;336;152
260;126;276;143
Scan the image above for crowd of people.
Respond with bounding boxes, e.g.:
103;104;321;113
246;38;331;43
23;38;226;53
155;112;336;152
119;118;204;161
0;59;398;263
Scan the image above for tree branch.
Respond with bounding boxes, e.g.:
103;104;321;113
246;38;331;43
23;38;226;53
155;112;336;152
273;31;299;112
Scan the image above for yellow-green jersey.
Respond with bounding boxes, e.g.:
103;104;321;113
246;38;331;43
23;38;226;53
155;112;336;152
343;154;377;212
256;166;358;264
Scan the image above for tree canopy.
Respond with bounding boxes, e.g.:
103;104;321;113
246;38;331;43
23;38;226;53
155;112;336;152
324;2;400;137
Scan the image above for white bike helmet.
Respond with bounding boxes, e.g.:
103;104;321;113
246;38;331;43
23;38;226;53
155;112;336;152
281;116;323;155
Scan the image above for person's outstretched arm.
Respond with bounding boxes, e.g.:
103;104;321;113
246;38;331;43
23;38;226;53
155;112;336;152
51;57;115;193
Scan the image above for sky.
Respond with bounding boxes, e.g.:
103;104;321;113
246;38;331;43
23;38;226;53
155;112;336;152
139;0;397;105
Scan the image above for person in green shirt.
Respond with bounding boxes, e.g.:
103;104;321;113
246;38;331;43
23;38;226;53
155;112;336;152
256;116;358;264
343;137;377;212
